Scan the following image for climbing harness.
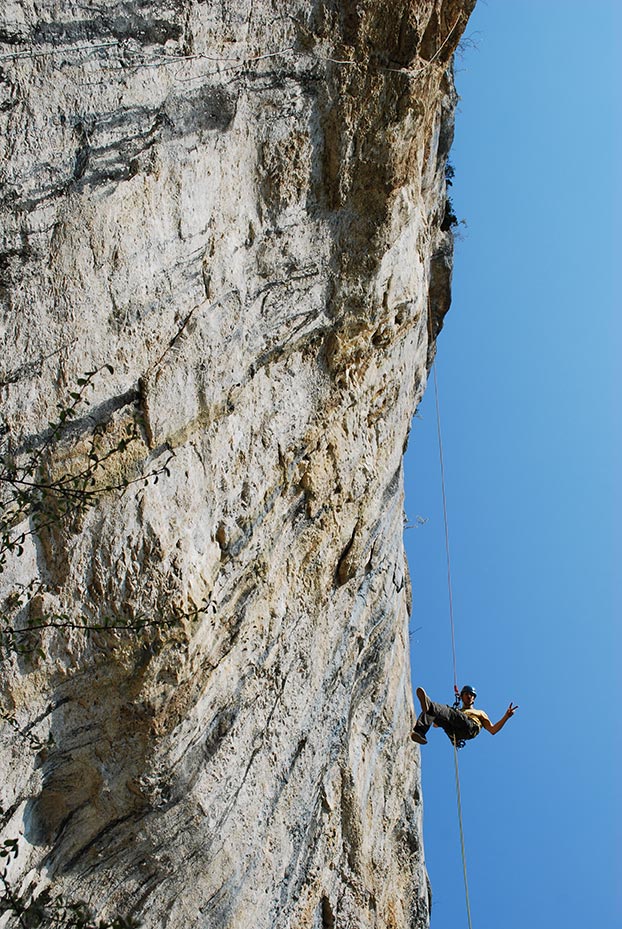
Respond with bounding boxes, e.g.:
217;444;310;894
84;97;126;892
432;362;474;929
450;685;468;749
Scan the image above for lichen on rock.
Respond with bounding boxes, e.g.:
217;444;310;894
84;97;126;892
0;2;475;927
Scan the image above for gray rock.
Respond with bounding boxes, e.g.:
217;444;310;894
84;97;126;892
0;2;475;927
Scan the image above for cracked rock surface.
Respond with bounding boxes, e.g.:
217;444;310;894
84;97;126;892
0;2;475;927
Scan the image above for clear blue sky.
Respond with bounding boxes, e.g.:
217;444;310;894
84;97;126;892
405;2;621;928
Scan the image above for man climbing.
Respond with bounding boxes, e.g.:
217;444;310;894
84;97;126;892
411;685;518;746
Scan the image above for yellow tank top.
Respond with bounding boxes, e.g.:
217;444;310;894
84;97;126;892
462;708;490;732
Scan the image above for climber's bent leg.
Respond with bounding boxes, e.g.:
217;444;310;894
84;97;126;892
413;701;476;742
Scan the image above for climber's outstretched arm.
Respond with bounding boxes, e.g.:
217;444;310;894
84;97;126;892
483;702;519;735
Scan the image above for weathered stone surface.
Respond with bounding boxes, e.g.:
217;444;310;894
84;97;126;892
0;2;474;927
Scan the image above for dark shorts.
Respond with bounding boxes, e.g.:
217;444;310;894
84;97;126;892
413;701;480;741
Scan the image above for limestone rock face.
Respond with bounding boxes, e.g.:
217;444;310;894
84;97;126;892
0;2;474;927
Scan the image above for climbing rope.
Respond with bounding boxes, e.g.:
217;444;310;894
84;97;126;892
432;361;474;929
452;739;474;929
432;363;458;691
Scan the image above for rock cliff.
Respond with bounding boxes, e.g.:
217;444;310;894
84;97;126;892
0;2;475;927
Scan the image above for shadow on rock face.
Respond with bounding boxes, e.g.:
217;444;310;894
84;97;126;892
25;755;106;848
22;687;155;872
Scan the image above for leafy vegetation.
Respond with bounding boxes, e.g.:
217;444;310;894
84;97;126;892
441;160;466;234
0;365;176;661
1;836;140;928
0;365;171;574
0;367;186;926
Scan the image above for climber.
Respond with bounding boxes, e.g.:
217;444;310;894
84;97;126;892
410;685;518;746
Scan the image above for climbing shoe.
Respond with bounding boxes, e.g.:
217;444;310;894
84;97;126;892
411;730;427;745
416;687;432;714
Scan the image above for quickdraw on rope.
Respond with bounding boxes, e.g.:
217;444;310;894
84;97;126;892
433;362;474;929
